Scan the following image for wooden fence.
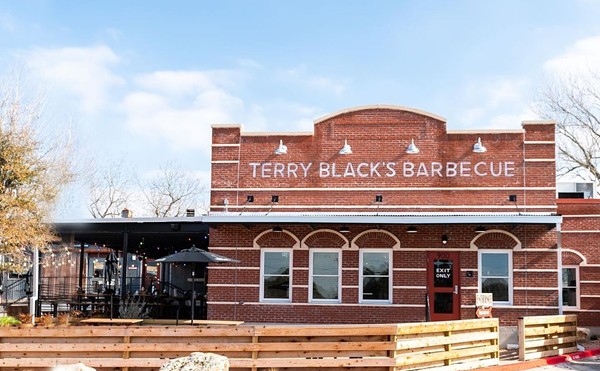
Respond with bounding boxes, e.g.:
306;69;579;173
0;318;499;370
518;314;578;361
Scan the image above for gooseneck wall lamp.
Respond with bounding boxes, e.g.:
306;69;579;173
473;137;487;153
339;139;352;155
274;140;287;155
406;139;420;154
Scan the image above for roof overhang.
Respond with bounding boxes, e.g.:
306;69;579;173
202;212;562;226
52;218;208;258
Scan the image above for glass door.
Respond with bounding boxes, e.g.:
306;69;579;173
427;251;460;321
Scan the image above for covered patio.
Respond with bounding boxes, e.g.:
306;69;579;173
31;216;212;320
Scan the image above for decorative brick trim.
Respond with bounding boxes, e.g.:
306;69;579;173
351;229;400;250
470;229;522;250
254;229;300;249
301;229;349;249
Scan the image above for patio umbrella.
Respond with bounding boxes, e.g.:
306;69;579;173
156;245;238;324
104;251;119;319
24;268;33;297
104;251;119;293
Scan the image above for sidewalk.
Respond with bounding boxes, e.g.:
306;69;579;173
485;348;600;371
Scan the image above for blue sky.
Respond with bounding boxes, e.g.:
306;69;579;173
1;1;600;217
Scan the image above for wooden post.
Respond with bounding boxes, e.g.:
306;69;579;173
518;317;525;361
251;335;258;371
444;330;452;365
123;335;131;371
389;334;398;371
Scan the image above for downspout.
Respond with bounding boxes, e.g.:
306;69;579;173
557;222;563;315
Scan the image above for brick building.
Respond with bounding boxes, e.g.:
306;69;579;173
205;105;598;328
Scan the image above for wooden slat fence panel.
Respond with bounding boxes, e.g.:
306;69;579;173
518;314;578;361
0;319;499;370
393;318;499;370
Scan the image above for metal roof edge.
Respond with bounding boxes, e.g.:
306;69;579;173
201;213;562;225
52;217;205;225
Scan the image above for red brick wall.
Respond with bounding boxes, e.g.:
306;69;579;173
207;223;559;326
207;107;572;327
558;199;600;324
211;107;556;213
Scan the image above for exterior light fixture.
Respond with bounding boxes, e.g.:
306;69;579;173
407;226;418;233
475;225;486;233
473;137;487;153
271;195;279;203
274;140;287;155
247;195;254;203
272;226;283;232
375;195;383;203
339;226;350;234
339;139;352;155
406;139;420;154
441;234;449;244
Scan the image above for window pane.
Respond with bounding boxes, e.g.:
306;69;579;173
563;288;577;306
362;277;389;300
362;252;389;275
264;252;289;275
264;276;289;299
433;259;453;288
313;252;339;275
434;293;453;313
482;254;508;276
562;268;576;287
482;277;508;302
313;277;338;300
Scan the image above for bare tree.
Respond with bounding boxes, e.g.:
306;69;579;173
0;72;74;272
536;71;600;185
140;161;205;217
87;159;132;218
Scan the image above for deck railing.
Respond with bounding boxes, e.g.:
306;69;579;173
518;314;578;361
0;318;499;370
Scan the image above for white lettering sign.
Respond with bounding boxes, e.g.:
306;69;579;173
249;161;516;179
435;267;452;279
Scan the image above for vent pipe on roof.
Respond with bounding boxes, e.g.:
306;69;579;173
186;209;195;217
121;208;133;218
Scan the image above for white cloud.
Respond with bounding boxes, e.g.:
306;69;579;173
21;45;124;113
543;36;600;76
486;107;537;130
457;77;531;128
123;70;247;153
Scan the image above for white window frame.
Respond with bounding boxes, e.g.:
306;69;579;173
260;248;292;303
309;249;342;303
359;249;392;304
478;250;513;305
562;265;579;309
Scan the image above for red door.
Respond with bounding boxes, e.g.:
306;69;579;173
427;251;460;321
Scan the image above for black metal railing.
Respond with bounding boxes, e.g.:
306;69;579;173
9;276;205;320
1;277;29;306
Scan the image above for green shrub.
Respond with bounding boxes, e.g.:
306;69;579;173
0;316;21;327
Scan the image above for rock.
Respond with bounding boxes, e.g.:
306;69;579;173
578;327;591;342
52;364;96;371
160;352;229;371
